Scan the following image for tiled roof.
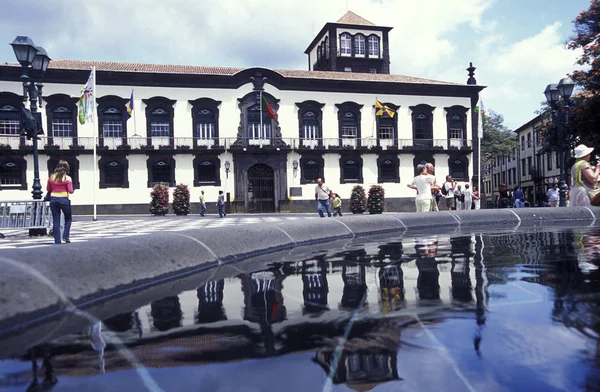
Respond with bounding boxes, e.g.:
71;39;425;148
336;11;375;26
2;59;463;86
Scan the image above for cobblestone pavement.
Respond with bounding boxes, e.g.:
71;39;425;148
0;214;319;250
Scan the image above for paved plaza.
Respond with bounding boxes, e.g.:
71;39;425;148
0;214;318;250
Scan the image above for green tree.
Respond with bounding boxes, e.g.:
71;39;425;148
480;109;518;163
564;0;600;147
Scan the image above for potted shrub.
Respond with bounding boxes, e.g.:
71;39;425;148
117;144;132;150
172;184;191;215
141;144;155;151
69;144;85;150
194;144;208;150
44;144;60;150
367;185;385;214
349;185;367;214
19;144;33;151
159;144;173;150
149;183;170;216
176;145;191;150
0;144;12;150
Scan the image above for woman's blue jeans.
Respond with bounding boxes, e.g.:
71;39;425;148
49;197;72;244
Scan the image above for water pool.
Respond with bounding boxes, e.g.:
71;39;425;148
1;227;599;392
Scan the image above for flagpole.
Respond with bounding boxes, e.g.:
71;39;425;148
477;98;483;196
372;97;377;139
92;66;98;221
259;90;263;148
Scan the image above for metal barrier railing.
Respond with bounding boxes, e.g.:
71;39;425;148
0;200;51;238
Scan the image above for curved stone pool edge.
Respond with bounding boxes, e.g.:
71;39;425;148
0;207;598;354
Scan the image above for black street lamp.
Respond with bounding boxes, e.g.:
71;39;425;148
10;36;51;201
544;77;575;207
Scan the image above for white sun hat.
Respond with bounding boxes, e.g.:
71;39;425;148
574;144;595;159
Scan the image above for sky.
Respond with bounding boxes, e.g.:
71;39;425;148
0;0;590;130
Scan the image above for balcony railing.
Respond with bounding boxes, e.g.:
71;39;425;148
0;135;473;152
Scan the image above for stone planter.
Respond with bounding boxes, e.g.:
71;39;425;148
44;145;60;151
117;145;132;151
69;145;85;150
176;145;191;150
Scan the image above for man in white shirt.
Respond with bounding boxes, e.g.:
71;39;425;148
443;175;456;210
547;183;560;207
315;178;332;217
408;164;436;212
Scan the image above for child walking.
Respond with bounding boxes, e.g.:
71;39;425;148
332;193;343;217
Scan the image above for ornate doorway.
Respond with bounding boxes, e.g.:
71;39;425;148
247;164;275;213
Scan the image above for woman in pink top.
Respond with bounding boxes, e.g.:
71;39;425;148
47;160;74;244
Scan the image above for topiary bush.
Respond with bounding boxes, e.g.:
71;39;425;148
368;185;385;214
172;184;191;215
150;183;170;216
349;185;367;213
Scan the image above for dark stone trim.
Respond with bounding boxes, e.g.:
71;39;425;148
0;66;484;98
444;105;469;145
47;155;80;189
146;154;176;188
336;102;363;147
189;98;221;146
377;154;400;183
296;100;325;145
98;154;130;189
193;153;221;187
97;95;129;147
0;154;27;190
142;97;176;147
299;152;325;185
339;152;363;184
43;94;79;146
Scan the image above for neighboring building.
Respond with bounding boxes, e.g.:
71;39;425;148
484;114;561;206
0;11;484;214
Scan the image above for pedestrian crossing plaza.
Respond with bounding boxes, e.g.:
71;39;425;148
0;214;315;250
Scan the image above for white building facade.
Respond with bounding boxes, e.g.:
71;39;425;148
0;12;484;214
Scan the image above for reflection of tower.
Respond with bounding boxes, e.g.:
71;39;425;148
379;264;405;314
416;256;439;301
301;259;329;315
197;279;226;324
150;296;183;332
450;259;473;303
340;264;367;310
473;234;488;356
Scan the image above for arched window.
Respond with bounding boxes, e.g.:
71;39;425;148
301;111;319;140
340;154;363;183
150;108;170;137
0;161;21;186
152;160;171;185
247;104;272;140
354;35;365;56
0;104;20;135
52;106;74;137
450;158;468;180
102;107;123;138
197;160;216;183
411;105;435;147
340;33;352;56
104;161;124;187
317;44;322;60
196;109;215;140
368;36;379;58
449;114;464;147
324;39;329;59
378;155;399;183
341;112;358;139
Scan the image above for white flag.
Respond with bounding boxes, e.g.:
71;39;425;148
78;70;95;124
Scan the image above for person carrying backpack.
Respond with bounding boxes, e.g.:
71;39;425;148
441;175;456;210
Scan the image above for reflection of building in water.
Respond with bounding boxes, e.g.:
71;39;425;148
102;312;135;332
313;320;402;391
240;270;286;324
301;259;329;315
450;236;474;303
197;279;226;324
378;264;404;314
150;296;183;332
340;264;368;310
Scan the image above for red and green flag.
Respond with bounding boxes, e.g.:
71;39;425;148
261;95;276;120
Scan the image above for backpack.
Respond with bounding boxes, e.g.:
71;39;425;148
441;182;448;196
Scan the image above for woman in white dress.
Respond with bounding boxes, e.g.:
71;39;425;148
463;184;473;210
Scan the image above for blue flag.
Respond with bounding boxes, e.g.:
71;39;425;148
125;90;134;121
